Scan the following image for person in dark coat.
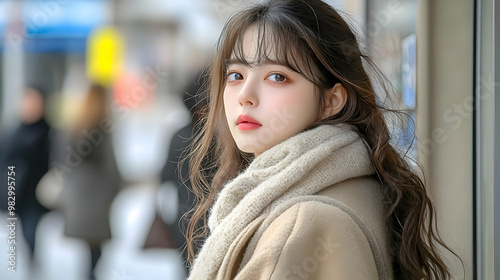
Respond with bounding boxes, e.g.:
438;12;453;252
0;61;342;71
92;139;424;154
59;84;121;280
160;69;212;273
0;86;51;262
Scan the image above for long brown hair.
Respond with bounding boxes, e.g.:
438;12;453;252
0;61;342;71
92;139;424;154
72;84;109;137
183;0;461;278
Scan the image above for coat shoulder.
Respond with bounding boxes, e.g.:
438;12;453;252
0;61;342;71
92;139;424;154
236;176;393;280
237;201;380;279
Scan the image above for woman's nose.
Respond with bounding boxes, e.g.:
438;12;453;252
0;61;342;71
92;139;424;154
237;77;258;107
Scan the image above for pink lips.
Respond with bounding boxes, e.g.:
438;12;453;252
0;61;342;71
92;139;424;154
236;114;262;130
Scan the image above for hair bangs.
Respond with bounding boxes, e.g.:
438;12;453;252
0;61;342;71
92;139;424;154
221;13;323;86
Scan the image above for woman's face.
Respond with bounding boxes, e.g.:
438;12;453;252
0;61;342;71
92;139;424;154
223;26;320;156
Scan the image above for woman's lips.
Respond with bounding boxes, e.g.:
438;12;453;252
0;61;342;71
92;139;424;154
237;114;262;130
237;123;262;130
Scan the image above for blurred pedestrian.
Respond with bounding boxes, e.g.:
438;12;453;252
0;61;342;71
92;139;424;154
59;84;121;280
0;86;51;263
158;69;211;273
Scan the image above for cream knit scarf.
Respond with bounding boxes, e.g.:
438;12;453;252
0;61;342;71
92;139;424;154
188;124;374;280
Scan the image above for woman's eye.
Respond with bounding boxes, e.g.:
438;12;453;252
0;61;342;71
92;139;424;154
268;73;287;82
227;72;243;81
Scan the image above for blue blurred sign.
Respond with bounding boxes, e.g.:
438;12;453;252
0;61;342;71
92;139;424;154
401;34;416;109
23;0;108;37
0;1;9;36
1;0;109;53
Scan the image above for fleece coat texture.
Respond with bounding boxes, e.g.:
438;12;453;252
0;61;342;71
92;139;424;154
188;124;394;279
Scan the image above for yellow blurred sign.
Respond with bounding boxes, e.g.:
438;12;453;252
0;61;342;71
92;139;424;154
86;27;124;87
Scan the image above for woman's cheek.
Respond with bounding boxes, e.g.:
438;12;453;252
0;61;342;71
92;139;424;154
223;89;236;110
262;97;299;129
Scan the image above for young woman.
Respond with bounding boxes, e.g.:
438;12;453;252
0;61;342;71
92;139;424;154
183;0;459;279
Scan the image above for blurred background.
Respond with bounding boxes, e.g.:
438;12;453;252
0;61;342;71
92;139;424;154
0;0;497;279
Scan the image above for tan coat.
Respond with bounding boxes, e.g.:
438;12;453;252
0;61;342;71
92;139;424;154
220;176;393;279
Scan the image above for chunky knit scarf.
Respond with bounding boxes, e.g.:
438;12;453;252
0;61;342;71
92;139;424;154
188;124;375;280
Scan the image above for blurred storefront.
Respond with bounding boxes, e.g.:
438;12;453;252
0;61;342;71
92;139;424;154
369;0;473;277
366;0;499;279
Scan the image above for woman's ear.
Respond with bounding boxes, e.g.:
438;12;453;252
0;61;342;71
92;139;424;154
321;83;347;119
